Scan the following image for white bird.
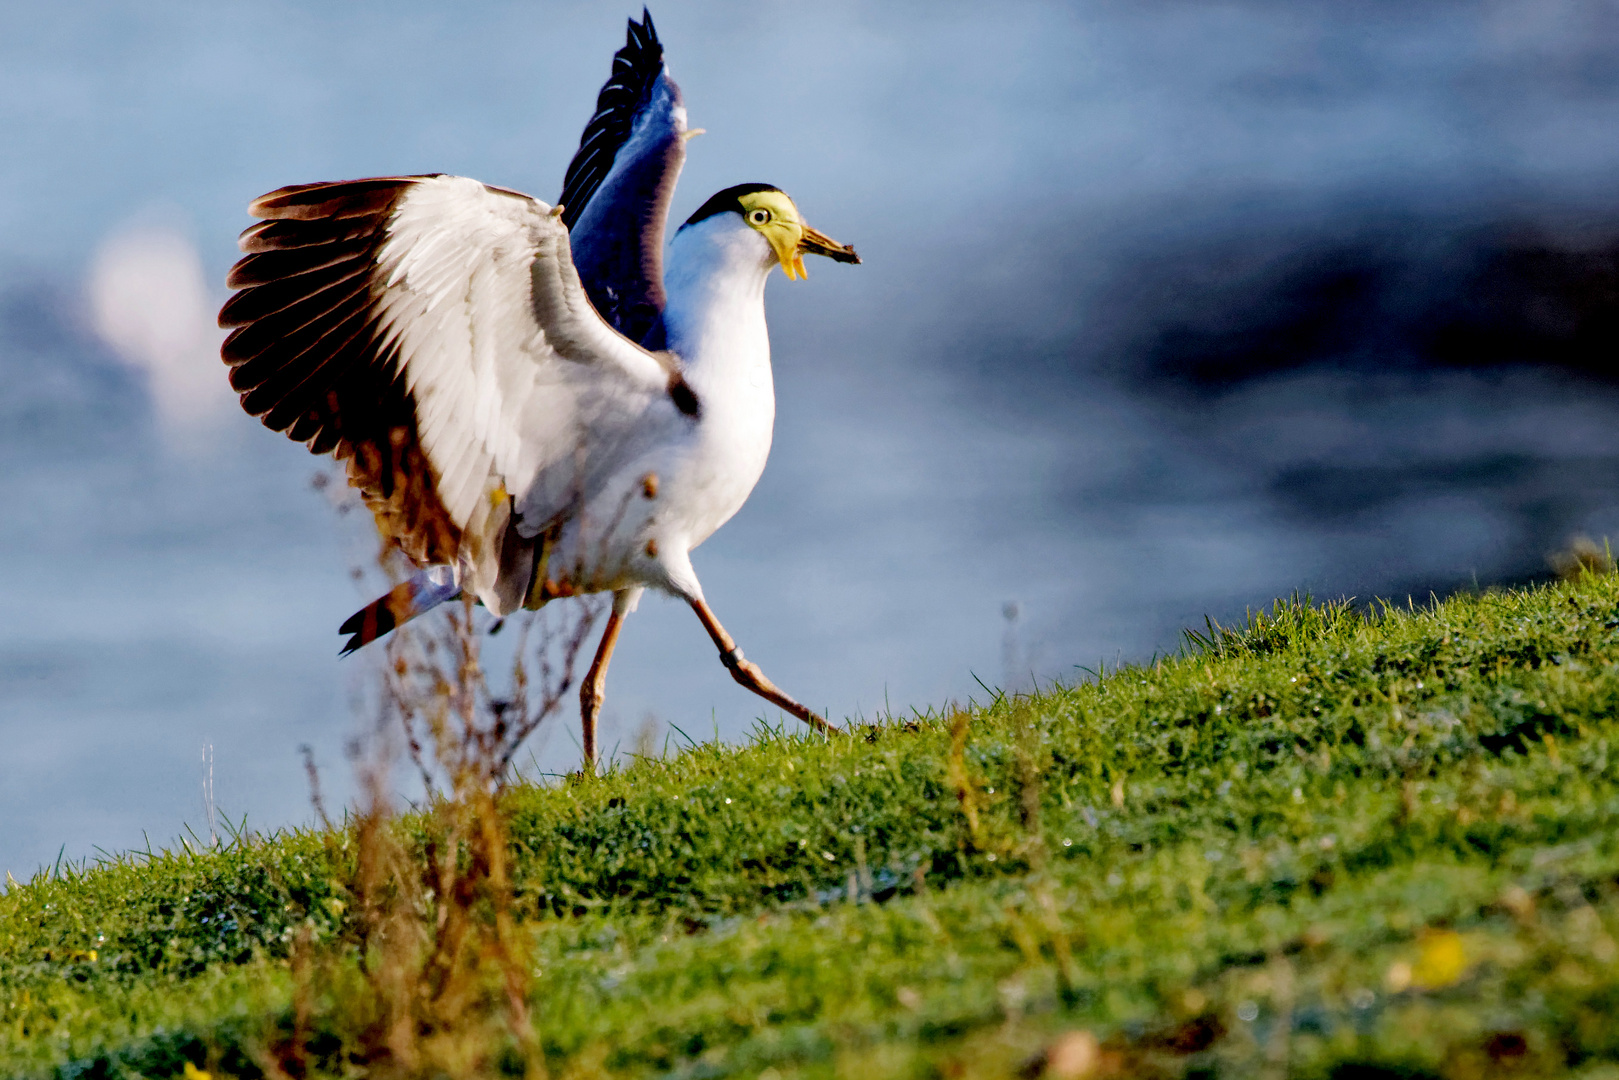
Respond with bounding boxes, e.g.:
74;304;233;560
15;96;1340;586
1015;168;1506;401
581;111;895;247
218;10;859;769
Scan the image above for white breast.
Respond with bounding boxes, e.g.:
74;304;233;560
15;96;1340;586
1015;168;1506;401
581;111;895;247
656;215;778;546
538;212;780;601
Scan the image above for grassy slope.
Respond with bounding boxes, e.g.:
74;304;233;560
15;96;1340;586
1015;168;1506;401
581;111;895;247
9;575;1619;1077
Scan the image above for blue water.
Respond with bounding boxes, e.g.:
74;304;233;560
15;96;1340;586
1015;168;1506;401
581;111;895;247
7;0;1619;877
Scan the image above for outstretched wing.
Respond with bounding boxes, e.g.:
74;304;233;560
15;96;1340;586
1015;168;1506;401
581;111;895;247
219;175;696;612
557;8;688;346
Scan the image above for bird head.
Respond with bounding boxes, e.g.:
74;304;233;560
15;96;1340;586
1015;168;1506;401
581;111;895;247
684;184;860;280
736;189;860;280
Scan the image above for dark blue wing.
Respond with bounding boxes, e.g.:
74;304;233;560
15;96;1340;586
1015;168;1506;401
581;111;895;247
558;8;688;347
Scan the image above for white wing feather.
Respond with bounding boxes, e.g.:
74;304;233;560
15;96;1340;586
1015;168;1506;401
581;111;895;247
377;174;672;513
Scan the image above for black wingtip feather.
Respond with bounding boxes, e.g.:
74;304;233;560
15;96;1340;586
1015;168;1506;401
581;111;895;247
557;10;667;230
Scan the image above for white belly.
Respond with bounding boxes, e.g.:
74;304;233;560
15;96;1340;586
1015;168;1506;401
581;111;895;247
536;329;776;600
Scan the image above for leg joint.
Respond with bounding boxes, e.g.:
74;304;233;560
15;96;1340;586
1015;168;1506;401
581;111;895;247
720;645;745;671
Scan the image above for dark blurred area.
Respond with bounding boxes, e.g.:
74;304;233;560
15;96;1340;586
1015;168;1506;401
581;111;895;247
1119;213;1619;391
927;193;1619;612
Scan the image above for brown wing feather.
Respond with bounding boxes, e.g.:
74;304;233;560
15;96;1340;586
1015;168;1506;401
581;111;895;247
220;176;461;566
223;234;380;291
219;253;375;326
238;216;386;253
249;177;432;221
222;270;374;370
246;310;373;426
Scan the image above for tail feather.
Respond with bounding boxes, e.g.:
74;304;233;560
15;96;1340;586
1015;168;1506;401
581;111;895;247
340;566;461;655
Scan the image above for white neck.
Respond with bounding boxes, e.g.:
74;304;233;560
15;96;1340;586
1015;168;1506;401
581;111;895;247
661;214;775;384
652;212;780;549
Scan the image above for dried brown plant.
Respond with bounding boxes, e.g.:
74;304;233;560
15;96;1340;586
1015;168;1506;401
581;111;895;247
1550;535;1617;580
268;594;602;1079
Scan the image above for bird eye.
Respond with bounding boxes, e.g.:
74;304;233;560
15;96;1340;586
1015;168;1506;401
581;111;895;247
748;208;771;225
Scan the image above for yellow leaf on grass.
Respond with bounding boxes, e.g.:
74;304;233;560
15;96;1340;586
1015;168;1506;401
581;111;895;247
1413;929;1467;989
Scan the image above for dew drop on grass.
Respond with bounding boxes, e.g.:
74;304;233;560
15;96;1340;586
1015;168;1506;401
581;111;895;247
1237;1001;1259;1022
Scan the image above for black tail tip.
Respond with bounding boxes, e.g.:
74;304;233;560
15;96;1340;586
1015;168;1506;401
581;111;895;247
337;597;399;657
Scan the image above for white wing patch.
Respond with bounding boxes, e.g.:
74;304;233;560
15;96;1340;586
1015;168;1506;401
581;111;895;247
367;176;680;607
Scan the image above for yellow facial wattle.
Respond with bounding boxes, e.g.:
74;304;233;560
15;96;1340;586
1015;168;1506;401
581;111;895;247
737;190;809;279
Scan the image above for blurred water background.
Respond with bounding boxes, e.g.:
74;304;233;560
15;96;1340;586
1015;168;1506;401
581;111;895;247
7;0;1619;876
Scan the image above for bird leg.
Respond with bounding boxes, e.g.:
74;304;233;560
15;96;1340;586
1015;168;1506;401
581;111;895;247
688;598;840;736
579;599;629;772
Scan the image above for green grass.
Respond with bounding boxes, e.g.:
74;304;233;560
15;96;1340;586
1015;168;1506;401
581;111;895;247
11;574;1619;1077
